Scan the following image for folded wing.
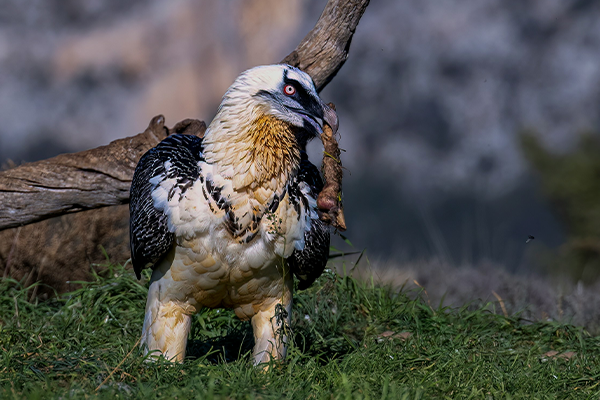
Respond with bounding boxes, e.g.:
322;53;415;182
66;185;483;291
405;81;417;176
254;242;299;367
129;134;205;279
288;152;331;289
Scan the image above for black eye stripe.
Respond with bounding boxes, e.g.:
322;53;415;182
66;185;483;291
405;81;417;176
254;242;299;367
253;68;324;121
282;73;323;119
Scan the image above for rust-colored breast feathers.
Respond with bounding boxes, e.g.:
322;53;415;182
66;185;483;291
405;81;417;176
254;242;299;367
246;114;300;185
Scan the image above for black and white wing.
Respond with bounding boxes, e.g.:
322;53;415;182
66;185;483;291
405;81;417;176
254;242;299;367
288;152;331;290
129;134;204;279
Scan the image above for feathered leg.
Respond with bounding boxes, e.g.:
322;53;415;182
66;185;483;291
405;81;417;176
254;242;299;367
141;269;193;362
251;273;293;366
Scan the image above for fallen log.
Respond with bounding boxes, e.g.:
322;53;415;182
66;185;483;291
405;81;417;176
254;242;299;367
0;117;206;230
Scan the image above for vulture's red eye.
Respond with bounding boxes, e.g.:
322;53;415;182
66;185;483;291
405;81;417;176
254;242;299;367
284;84;296;96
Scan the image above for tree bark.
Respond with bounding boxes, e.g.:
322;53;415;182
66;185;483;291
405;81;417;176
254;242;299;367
0;0;368;231
282;0;370;92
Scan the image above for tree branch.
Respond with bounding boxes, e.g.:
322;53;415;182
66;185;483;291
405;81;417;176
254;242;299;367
0;0;368;231
282;0;370;92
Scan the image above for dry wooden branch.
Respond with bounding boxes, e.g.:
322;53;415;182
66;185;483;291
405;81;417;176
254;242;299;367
0;0;368;231
282;0;370;92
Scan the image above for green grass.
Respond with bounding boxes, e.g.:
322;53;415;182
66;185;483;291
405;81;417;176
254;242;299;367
1;261;600;399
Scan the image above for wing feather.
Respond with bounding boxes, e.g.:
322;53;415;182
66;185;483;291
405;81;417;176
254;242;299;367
288;152;331;289
129;134;204;279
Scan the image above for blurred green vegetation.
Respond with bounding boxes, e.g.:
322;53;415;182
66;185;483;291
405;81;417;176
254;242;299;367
521;132;600;283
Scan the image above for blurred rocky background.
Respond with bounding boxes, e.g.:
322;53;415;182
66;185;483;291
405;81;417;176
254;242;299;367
2;0;600;327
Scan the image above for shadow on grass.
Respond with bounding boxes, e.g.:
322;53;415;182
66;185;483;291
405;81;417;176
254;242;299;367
186;323;255;363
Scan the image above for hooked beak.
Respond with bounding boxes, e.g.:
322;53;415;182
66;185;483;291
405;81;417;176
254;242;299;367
293;100;339;139
298;102;339;136
322;103;339;134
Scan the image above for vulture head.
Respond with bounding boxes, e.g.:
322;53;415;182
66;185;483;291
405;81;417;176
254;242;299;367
202;64;338;189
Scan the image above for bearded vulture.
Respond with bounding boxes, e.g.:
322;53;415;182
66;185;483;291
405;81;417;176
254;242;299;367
130;64;338;364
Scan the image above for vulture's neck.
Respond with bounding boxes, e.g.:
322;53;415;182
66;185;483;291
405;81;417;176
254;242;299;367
202;104;301;193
